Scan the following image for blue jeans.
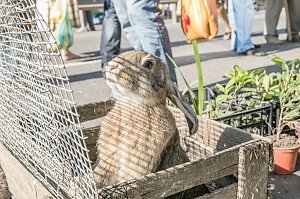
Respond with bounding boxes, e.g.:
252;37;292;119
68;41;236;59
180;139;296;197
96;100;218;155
111;0;177;83
100;0;121;68
228;0;254;53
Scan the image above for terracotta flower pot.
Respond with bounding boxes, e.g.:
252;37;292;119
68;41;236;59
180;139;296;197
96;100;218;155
273;145;300;174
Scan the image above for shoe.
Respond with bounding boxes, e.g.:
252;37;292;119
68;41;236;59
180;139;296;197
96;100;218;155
265;35;283;45
290;35;300;42
254;44;261;49
223;32;231;40
239;48;266;56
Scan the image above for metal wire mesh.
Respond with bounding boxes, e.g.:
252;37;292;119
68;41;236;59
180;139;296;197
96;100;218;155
0;1;97;198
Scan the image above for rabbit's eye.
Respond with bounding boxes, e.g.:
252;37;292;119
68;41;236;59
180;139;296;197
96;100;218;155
143;60;154;69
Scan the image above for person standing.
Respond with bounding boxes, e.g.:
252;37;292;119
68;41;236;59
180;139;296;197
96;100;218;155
265;0;300;44
36;0;81;60
100;0;121;71
216;0;232;40
227;0;264;56
109;0;177;83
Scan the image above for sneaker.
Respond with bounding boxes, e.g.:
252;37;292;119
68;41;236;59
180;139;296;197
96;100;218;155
265;35;283;45
239;48;266;56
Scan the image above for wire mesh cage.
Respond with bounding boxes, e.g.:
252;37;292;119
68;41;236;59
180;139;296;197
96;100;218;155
0;0;97;198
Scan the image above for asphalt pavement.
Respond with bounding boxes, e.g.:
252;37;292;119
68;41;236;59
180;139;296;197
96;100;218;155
65;9;300;198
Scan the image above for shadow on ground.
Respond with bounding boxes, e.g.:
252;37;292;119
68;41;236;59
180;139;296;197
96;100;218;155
65;55;293;84
68;71;104;82
269;153;300;199
173;41;300;67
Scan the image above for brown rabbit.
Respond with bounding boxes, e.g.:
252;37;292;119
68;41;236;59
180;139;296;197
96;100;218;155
93;50;199;189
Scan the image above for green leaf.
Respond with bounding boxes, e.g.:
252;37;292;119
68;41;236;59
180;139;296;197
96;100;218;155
234;65;245;77
182;80;198;95
263;75;270;91
224;73;233;79
224;79;235;93
215;83;226;93
241;87;257;92
216;94;228;102
271;56;285;66
272;95;280;102
251;68;265;75
263;92;274;100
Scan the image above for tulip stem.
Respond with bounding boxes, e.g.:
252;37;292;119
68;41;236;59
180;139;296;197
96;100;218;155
192;40;204;115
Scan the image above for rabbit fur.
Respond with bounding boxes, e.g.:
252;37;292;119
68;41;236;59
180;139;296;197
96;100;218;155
93;50;198;189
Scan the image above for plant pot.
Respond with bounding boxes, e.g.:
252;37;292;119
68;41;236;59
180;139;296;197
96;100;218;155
273;145;300;174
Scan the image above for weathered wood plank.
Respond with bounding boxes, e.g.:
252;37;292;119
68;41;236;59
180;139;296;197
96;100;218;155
76;98;115;122
83;125;100;163
0;163;10;199
237;142;271;199
98;147;239;198
183;136;215;160
197;183;237;199
0;143;54;199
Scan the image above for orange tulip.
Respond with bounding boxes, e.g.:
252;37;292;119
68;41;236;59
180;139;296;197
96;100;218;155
181;0;218;41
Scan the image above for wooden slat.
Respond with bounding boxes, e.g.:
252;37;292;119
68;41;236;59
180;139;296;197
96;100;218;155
0;144;53;199
197;183;237;199
98;148;239;198
83;126;100;163
184;136;215;160
0;163;9;199
76;99;115;122
237;142;271;199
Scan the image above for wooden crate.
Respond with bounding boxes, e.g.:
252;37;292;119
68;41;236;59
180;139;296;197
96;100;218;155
0;164;9;199
77;99;272;199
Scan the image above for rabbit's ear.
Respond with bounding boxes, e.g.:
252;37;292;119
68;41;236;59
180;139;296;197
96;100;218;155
167;82;198;135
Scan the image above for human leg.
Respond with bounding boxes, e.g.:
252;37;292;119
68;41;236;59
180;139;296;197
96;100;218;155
127;0;176;82
265;0;283;36
228;0;254;53
111;0;143;50
100;0;121;68
265;0;283;44
216;1;231;40
61;48;81;61
288;0;300;41
113;0;177;83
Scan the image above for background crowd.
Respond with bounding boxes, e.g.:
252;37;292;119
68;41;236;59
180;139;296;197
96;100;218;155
35;0;300;83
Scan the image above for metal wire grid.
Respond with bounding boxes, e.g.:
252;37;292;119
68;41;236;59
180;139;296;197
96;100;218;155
0;1;97;198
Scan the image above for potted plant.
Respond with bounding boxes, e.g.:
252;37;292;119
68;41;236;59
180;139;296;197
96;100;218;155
208;56;300;174
185;65;276;135
267;57;300;174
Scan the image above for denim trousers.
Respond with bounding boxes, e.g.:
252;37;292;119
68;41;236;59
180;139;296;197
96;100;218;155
100;0;121;68
228;0;254;53
111;0;177;83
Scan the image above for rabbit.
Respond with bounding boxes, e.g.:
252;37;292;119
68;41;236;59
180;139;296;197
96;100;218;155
93;50;199;189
